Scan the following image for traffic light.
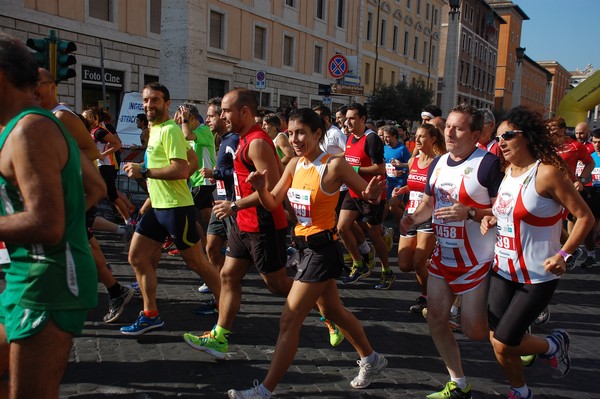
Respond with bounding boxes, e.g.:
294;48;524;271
55;39;77;82
25;37;49;69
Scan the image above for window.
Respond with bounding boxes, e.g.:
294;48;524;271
391;70;396;83
316;0;325;20
210;10;225;49
433;7;438;25
285;0;295;7
462;33;466;51
431;45;436;67
283;35;294;67
407;0;411;9
367;12;373;41
89;0;113;21
426;3;430;20
413;36;418;59
314;45;323;73
378;67;383;84
417;0;421;15
422;40;427;63
254;26;266;60
149;0;161;34
365;63;371;85
380;19;387;46
208;78;228;99
392;25;399;51
337;0;346;28
403;31;409;55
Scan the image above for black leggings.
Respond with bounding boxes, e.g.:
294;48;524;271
488;270;559;346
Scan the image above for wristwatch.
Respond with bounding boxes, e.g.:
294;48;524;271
557;249;572;263
230;202;239;213
467;207;476;220
140;166;149;179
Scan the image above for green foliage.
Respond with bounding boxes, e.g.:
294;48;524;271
367;78;434;122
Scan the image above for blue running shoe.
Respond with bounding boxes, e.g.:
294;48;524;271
120;311;164;335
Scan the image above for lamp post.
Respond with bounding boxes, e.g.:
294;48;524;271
511;46;525;107
545;72;553;118
440;0;461;116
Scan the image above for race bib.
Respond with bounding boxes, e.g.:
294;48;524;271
406;191;423;214
232;172;242;200
592;167;600;187
432;221;465;248
288;188;312;226
495;220;516;259
216;180;226;196
0;241;10;265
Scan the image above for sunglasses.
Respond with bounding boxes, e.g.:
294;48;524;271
495;130;522;142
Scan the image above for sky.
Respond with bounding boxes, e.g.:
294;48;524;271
514;0;600;72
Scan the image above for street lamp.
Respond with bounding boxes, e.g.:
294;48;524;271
515;47;526;65
440;0;461;115
449;0;461;17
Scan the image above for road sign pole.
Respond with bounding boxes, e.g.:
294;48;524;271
259;89;263;108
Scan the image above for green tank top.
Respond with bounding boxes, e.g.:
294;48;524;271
0;108;97;310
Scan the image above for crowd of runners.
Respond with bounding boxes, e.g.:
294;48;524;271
0;33;599;399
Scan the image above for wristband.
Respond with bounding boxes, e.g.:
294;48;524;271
353;166;360;173
557;249;569;258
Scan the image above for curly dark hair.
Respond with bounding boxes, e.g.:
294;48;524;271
502;106;567;176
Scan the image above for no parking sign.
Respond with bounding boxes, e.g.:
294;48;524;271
328;55;349;79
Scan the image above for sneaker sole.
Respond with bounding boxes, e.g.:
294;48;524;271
374;275;396;290
104;287;135;324
183;335;227;359
343;271;371;284
120;321;165;336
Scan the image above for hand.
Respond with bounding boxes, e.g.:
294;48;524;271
433;197;470;223
574;180;584;191
543;254;566;276
362;176;386;204
123;162;142;179
246;170;268;191
392;185;409;197
480;216;497;235
392;169;405;177
399;214;415;235
199;168;214;178
213;200;234;219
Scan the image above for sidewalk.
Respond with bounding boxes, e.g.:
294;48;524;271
9;231;600;398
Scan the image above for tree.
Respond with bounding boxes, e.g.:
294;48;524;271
367;78;434;122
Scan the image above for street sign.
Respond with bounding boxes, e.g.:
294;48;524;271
330;83;364;96
318;84;331;96
328;54;349;79
255;70;266;89
342;74;361;85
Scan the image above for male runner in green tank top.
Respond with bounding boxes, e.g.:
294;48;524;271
0;33;106;399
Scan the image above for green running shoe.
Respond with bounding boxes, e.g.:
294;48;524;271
183;330;228;359
426;381;472;399
320;316;345;346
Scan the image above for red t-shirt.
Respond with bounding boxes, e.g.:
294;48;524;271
557;137;593;180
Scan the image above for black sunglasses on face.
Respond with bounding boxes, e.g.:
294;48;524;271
495;130;522;142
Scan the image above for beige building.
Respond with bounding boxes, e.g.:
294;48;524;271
437;0;504;111
519;55;552;112
1;0;445;124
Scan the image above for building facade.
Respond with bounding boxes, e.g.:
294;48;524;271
519;54;552;112
538;61;570;119
1;0;447;125
437;0;504;112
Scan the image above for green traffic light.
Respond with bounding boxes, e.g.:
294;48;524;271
25;38;49;69
55;39;77;82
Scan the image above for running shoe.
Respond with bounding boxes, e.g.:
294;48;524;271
195;299;218;315
320;316;345;347
409;296;427;313
343;262;371;284
542;329;571;378
103;285;135;323
363;243;376;271
120;311;164;335
580;255;596;269
383;227;394;252
350;353;387;389
566;247;582;271
131;281;141;296
426;381;472;399
227;380;264;399
168;248;180;256
161;237;175;250
198;283;212;294
507;387;533;399
533;306;550;325
183;330;228;359
374;270;396;290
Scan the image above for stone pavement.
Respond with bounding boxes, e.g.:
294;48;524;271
7;230;600;398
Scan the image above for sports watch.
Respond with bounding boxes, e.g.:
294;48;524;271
230;202;239;213
140;166;149;179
